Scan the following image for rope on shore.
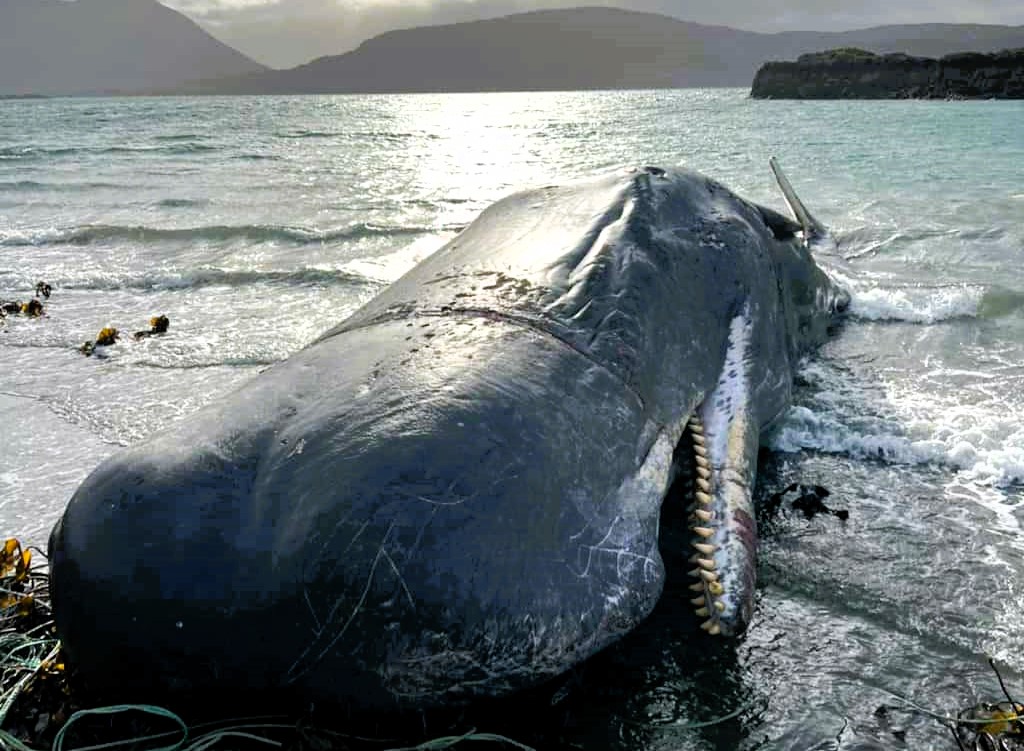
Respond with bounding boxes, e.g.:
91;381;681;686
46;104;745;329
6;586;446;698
869;659;1024;749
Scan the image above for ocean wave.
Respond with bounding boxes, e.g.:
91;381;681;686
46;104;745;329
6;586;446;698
0;143;216;160
153;134;207;142
0;146;78;160
0;221;446;247
839;229;905;260
274;130;345;139
846;282;1024;324
839;222;1013;261
155;198;207;208
0;180;125;192
106;143;218;155
767;405;1024;487
850;284;983;323
232;153;281;161
0;180;49;192
55;266;378;292
351;131;435;140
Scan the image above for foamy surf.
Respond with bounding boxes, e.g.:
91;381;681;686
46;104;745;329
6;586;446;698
846;281;987;323
339;233;453;283
767;360;1024;489
830;270;1024;324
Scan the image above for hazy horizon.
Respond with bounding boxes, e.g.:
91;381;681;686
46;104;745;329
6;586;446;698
164;0;1024;69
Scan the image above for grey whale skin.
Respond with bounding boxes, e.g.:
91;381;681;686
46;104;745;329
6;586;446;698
48;164;848;711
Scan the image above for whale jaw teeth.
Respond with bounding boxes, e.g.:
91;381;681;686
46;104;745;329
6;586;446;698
685;413;729;636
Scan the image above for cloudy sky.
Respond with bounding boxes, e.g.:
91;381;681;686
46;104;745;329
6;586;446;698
165;0;1024;68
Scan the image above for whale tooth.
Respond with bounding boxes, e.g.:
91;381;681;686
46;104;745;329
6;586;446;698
689;582;705;592
696;467;711;479
693;526;714;539
714;600;726;613
689;568;703;578
690;596;706;606
700;619;720;633
699;569;719;583
696;478;711;493
697;558;716;570
708;581;725;596
691;434;706;446
692;542;715;555
693;445;708;458
688;553;701;564
695;456;709;469
695;607;709;617
695;491;712;505
694;509;713;522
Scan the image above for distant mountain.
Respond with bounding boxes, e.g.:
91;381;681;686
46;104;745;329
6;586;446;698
177;7;1024;94
0;0;266;96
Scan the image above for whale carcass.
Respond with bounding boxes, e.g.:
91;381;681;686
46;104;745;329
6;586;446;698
48;160;849;711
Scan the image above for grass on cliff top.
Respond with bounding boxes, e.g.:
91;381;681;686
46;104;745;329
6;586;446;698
795;47;881;64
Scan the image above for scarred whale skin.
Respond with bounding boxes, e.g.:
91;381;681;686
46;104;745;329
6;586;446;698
48;166;848;712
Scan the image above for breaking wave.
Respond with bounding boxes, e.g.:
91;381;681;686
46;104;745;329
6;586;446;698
767;405;1024;488
0;221;452;247
842;281;1024;324
53;266;378;292
0;143;216;161
0;180;125;192
274;130;345;139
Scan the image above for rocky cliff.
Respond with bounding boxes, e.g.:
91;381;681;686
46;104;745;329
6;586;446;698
751;47;1024;99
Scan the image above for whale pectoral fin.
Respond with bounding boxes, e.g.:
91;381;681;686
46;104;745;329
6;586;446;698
769;156;826;244
685;308;759;636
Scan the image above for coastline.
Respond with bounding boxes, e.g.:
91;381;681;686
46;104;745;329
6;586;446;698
751;47;1024;99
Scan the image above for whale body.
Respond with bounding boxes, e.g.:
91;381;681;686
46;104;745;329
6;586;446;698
48;162;848;712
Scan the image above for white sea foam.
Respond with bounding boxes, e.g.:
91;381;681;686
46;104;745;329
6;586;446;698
339;233;452;283
767;367;1024;488
846;281;986;323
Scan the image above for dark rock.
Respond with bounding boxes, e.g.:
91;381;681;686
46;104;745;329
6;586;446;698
751;47;1024;99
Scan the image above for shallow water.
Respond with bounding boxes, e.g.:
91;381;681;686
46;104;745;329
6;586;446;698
1;90;1022;749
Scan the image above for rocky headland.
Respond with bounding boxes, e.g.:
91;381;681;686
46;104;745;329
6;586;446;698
751;47;1024;99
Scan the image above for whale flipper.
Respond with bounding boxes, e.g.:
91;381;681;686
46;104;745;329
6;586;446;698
770;157;826;243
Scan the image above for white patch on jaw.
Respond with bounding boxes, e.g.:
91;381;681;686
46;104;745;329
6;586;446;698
617;420;684;520
697;305;757;630
570;411;691;621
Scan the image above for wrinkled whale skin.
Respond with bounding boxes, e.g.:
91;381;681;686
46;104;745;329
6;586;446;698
48;166;847;711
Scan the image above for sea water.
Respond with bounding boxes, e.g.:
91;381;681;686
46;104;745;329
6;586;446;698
1;90;1022;749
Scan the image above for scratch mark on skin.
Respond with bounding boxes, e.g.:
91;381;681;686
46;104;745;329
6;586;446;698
286;522;396;683
380;548;416;611
313;518;370;579
569;520;593;543
395;479;475;507
300;517;372;628
303;588;322;634
403;505;437;567
573;517;621;578
415;494;466;506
